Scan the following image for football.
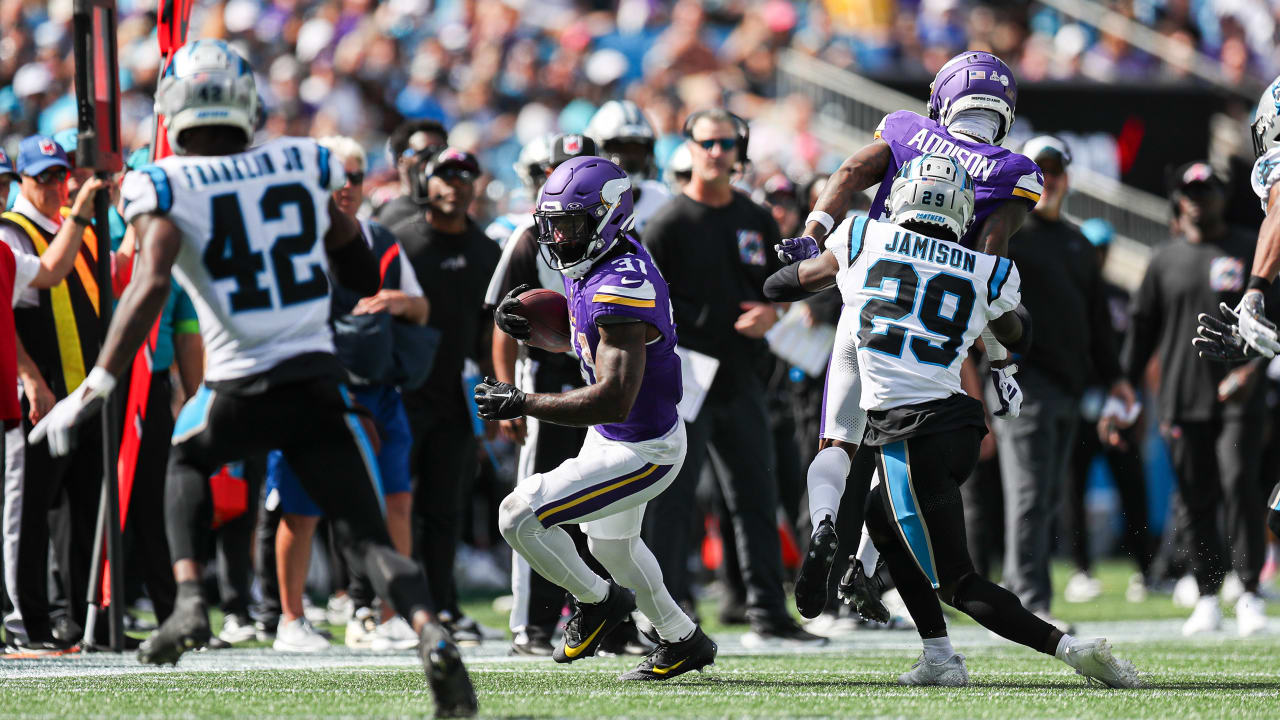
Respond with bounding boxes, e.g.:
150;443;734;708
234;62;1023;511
516;288;572;353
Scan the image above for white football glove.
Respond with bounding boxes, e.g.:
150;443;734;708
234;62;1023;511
990;364;1023;418
28;367;116;457
1231;291;1280;358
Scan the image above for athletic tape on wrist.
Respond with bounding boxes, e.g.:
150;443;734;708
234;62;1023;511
805;210;835;234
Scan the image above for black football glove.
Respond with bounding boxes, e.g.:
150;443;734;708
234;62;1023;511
474;376;527;420
1195;303;1265;362
494;284;532;342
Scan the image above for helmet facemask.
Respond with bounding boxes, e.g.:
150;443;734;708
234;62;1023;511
535;176;633;279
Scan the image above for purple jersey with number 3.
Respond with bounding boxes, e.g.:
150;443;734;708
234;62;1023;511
564;238;682;443
869;110;1044;249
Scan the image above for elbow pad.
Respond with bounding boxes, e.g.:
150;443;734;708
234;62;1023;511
763;263;816;302
1007;304;1033;355
329;238;380;297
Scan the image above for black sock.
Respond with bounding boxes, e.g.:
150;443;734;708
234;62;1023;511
949;573;1056;655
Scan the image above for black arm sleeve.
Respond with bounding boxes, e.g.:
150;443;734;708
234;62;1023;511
1007;304;1033;355
329;236;380;297
763;263;818;302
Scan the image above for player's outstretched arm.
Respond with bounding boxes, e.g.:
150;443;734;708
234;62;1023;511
974;199;1029;259
763;251;838;301
323;198;379;297
475;319;649;427
801;141;891;241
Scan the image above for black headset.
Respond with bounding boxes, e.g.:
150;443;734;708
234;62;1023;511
682;109;750;166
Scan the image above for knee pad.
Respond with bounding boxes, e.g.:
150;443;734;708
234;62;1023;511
498;494;537;541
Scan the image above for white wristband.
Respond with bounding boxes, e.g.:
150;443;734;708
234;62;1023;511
806;210;835;235
981;328;1008;362
84;366;117;397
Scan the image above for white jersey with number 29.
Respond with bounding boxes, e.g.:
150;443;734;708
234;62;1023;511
825;215;1021;411
121;137;345;382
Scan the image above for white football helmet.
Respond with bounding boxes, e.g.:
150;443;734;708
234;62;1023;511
1251;75;1280;159
585;100;656;182
887;153;975;241
155;39;259;155
514;134;553;192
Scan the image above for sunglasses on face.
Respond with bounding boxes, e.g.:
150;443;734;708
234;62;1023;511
695;137;737;151
345;172;365;186
30;168;68;185
433;167;476;181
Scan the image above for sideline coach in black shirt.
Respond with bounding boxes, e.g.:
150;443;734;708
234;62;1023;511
642;109;822;644
392;147;499;636
990;136;1136;624
1123;162;1269;635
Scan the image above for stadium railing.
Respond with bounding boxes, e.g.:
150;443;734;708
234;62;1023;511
777;49;1166;288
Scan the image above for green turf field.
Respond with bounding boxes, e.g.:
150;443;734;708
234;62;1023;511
3;561;1278;718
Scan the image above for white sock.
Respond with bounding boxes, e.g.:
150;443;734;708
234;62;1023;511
855;525;879;573
922;636;954;663
1054;633;1076;663
588;536;696;642
807;446;851;531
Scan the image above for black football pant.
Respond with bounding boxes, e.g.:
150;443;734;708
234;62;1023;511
164;377;433;622
405;404;477;617
1163;417;1265;595
1065;419;1152;578
122;370;177;624
864;428;1059;656
214;455;264;618
643;374;789;626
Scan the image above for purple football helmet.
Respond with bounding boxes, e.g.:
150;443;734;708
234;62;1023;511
928;51;1018;145
535;156;635;279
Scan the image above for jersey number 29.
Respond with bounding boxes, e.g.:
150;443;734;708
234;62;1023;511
858;259;975;367
204;182;329;313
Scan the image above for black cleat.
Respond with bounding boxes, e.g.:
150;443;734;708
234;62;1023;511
510;625;554;656
619;626;717;681
137;594;211;666
420;622;478;718
837;556;890;624
597;617;653;657
795;516;839;619
553;582;636;664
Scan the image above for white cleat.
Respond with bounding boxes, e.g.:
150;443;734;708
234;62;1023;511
1182;596;1223;636
1064;572;1103;603
272;617;331;652
1235;592;1269;637
897;653;969;687
345;607;378;649
1060;637;1141;688
1172;575;1199;608
372;616;421;651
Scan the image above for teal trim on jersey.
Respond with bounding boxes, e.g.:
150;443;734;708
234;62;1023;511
987;256;1011;304
317;144;331;190
848;216;869;265
882;441;939;589
338;384;386;516
140;165;173;214
172;385;214;443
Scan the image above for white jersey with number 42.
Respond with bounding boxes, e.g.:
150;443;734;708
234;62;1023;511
825;215;1021;411
121;137;346;382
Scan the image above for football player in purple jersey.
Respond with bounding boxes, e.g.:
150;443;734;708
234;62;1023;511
475;156;717;681
770;51;1044;623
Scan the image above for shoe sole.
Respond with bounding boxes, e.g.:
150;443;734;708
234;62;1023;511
619;640;718;681
795;529;839;619
897;670;969;687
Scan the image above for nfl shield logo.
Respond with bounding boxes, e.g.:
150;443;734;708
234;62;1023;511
38;139;57;156
563;135;582;154
0;150;7;164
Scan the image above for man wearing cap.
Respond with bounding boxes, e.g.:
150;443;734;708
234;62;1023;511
993;136;1135;632
375;120;448;230
1122;162;1270;637
0;134;108;648
392;146;499;643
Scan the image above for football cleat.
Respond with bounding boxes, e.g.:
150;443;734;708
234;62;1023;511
1060;637;1141;688
619;627;717;681
837;557;891;624
1182;596;1222;636
598;618;654;656
898;653;969;687
137;593;212;666
420;622;478;718
1235;593;1268;637
794;516;839;619
553;582;636;664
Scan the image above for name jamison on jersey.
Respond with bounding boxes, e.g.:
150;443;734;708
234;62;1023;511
826;215;1021;411
121;136;346;383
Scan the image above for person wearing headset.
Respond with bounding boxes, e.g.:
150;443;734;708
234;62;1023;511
389;147;501;644
639;109;826;646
